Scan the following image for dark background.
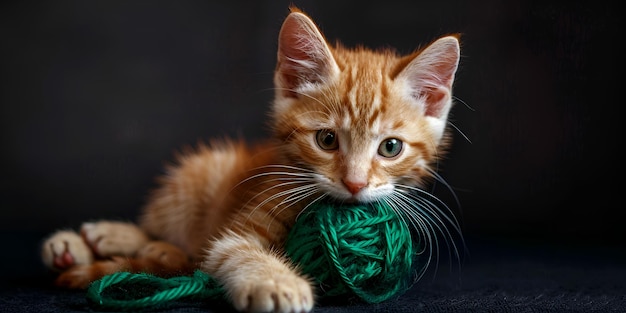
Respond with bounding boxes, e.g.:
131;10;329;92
1;0;623;280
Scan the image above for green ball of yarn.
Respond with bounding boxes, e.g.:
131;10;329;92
285;201;417;303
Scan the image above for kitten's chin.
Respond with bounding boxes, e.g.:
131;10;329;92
337;197;363;204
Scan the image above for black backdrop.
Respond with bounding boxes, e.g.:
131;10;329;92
1;0;624;265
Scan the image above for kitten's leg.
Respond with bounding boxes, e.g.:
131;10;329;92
55;241;192;289
79;221;150;257
202;232;314;313
41;230;94;271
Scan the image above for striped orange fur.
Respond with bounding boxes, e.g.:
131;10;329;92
41;7;461;313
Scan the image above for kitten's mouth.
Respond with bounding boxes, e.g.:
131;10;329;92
329;194;372;205
343;197;360;204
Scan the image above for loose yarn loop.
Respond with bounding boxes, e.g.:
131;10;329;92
86;270;223;311
285;201;415;303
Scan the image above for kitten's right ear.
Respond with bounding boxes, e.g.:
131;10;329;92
275;10;340;98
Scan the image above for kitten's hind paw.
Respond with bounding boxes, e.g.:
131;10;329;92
80;221;149;257
41;230;94;271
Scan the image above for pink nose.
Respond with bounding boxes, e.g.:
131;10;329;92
342;179;367;195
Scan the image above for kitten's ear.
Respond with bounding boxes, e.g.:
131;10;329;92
275;10;340;98
396;36;460;141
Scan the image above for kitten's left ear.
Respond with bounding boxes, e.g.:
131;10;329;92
396;36;460;142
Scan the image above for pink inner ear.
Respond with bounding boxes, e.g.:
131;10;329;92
419;86;448;118
398;36;459;119
279;20;314;63
278;31;318;94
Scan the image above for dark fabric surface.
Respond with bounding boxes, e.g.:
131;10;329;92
2;233;625;313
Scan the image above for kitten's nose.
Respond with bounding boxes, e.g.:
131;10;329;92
342;179;367;195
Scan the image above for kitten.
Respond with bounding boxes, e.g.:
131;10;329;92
41;7;462;313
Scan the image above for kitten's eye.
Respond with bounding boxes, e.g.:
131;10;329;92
378;138;403;158
316;129;339;150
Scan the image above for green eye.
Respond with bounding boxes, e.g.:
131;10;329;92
316;129;339;150
378;138;403;158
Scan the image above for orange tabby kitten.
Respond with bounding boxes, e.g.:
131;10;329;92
41;7;461;313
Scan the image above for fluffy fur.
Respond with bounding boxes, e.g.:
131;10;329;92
41;7;462;313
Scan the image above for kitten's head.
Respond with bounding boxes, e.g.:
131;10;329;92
271;8;460;203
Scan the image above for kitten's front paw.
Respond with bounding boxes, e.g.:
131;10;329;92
41;230;94;271
80;221;149;257
232;274;313;313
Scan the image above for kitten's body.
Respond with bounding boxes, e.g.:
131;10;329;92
41;8;461;313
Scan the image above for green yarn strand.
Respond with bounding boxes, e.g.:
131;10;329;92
86;270;223;311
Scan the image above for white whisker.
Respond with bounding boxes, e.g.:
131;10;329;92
385;183;465;282
380;196;435;283
243;181;317;225
392;192;444;275
295;193;328;222
265;186;323;232
452;95;474;111
447;121;472;144
396;183;463;236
